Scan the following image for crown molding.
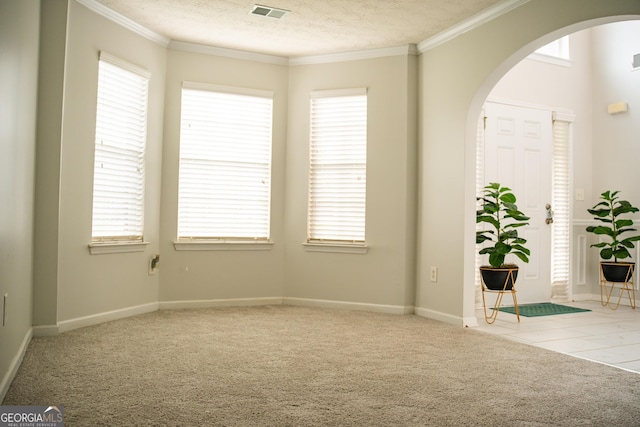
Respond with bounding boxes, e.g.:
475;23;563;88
418;0;530;53
75;0;170;46
168;40;289;65
76;0;526;63
170;41;418;66
289;44;419;66
76;0;416;65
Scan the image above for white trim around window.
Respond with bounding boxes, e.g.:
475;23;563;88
528;36;572;67
88;241;150;255
89;52;149;252
175;82;274;250
302;242;368;254
306;88;368;252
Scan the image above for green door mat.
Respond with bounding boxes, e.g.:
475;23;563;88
496;302;591;317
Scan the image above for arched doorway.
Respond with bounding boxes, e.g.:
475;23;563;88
463;16;640;325
415;0;640;327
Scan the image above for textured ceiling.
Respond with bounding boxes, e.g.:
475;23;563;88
95;0;507;57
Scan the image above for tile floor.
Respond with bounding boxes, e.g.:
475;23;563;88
474;299;640;374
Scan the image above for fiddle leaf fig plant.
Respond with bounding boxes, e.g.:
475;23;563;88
586;190;640;262
476;183;531;268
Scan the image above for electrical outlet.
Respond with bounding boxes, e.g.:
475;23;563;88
430;266;438;282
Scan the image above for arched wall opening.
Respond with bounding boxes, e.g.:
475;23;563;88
415;0;640;326
463;15;640;324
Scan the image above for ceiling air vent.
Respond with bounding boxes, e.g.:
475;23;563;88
250;4;289;19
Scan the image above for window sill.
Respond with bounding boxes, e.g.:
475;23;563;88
527;53;572;68
88;241;149;255
303;242;368;254
173;241;274;251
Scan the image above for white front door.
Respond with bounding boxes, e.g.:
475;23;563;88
483;102;553;303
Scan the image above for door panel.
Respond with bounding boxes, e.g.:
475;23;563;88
484;102;552;303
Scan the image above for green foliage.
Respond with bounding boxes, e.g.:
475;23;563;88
586;190;640;261
476;183;531;268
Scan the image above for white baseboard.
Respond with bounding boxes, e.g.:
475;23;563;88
34;297;416;336
57;302;159;333
462;316;479;328
571;293;636;308
159;297;284;310
414;306;464;326
284;297;414;315
0;327;32;403
570;293;597;302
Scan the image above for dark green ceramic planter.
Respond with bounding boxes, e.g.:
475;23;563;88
480;266;519;291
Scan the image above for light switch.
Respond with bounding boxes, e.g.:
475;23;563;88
576;189;584;201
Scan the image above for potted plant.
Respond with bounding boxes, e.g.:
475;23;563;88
476;183;531;290
586;190;640;282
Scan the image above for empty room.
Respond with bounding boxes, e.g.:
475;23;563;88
2;0;640;425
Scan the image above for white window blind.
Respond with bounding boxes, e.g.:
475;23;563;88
475;112;486;297
551;116;572;290
91;52;149;242
308;88;367;243
177;83;273;240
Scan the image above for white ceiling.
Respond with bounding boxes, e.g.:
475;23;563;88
93;0;512;57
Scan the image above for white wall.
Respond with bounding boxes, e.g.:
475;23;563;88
587;21;640;296
30;1;418;325
416;0;640;325
34;0;167;326
158;51;418;311
285;55;418;311
33;0;66;331
159;50;289;304
0;0;39;399
590;22;640;198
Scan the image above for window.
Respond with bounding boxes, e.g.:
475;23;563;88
529;36;571;66
307;88;367;248
550;113;574;299
90;52;149;250
536;36;570;59
177;83;273;246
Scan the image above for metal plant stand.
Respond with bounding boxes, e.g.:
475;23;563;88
480;268;520;324
600;262;636;310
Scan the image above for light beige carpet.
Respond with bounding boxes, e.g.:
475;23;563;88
3;305;640;426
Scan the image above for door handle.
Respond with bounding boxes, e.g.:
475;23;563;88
545;203;554;224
